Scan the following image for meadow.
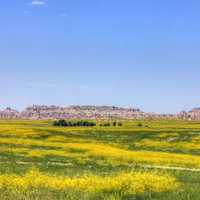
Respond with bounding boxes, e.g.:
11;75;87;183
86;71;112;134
0;119;200;199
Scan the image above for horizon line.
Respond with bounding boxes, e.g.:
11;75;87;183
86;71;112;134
0;104;198;115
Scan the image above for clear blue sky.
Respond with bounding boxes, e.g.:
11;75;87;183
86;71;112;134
1;0;200;113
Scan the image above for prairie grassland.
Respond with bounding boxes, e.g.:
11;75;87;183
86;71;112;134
0;120;200;199
0;169;179;200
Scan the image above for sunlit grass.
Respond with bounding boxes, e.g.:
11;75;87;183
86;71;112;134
1;137;200;168
0;169;179;195
0;119;200;199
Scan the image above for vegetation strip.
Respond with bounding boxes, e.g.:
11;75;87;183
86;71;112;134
139;164;200;172
1;159;200;172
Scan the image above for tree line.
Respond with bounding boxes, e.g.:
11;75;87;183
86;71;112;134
53;120;96;127
53;120;123;127
100;122;122;127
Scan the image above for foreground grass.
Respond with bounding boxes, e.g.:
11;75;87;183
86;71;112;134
0;119;200;199
0;168;179;200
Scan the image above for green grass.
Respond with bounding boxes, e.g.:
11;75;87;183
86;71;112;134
0;119;200;199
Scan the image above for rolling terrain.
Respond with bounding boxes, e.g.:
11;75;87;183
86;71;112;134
0;120;200;199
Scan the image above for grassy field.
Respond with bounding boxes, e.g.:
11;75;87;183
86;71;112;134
1;119;200;199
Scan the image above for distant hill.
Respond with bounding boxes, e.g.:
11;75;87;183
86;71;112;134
0;105;200;120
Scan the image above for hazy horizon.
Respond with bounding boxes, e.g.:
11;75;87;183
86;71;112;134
1;1;200;113
0;103;198;115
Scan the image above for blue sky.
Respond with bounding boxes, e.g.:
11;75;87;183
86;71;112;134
0;0;200;113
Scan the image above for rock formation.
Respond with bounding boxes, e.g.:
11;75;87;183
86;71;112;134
0;105;200;120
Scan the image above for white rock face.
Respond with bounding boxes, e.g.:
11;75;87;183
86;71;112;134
182;108;200;120
0;107;19;119
0;105;145;120
0;105;200;120
18;105;145;120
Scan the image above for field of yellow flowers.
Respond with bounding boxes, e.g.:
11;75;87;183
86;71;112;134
0;119;200;199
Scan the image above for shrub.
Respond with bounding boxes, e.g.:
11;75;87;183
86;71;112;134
54;119;68;126
138;123;143;127
103;123;110;127
113;122;117;126
118;122;122;126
